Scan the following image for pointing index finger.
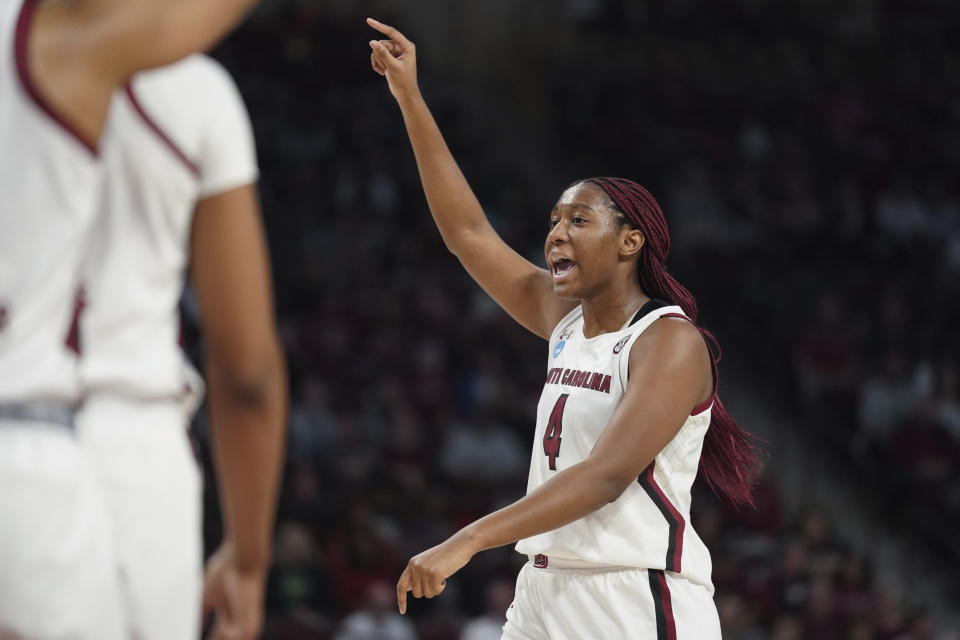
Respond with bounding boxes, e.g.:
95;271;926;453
366;18;411;46
397;569;412;615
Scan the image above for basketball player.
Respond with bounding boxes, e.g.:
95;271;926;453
0;1;261;637
368;20;762;639
77;54;287;640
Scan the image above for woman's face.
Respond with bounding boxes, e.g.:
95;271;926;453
544;182;642;300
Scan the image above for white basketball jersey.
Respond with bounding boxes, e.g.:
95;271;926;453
80;54;258;400
0;0;102;403
515;302;715;591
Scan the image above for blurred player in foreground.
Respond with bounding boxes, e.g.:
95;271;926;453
77;53;287;640
368;19;762;639
0;0;261;637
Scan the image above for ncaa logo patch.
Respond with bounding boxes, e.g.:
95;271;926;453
552;339;565;358
613;335;630;354
553;328;573;358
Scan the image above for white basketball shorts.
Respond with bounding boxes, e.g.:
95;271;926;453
502;556;721;640
77;396;203;640
0;421;125;640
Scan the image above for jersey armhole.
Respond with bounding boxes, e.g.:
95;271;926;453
616;305;684;391
660;313;718;416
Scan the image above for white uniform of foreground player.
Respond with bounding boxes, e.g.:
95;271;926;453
0;0;124;636
507;302;721;639
77;54;259;640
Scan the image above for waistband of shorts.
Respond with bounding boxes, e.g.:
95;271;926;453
79;393;189;424
0;402;76;428
527;554;626;571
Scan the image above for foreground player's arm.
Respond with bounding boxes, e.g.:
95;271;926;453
78;0;260;77
368;19;575;340
29;0;259;148
395;319;712;613
190;184;287;638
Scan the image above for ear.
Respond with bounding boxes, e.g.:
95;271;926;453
620;228;645;260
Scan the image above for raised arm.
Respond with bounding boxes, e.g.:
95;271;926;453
368;19;575;339
86;0;259;78
56;0;259;78
394;318;713;613
29;0;259;148
190;184;287;640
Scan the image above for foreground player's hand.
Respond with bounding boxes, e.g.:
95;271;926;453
367;18;418;100
201;542;267;640
396;530;478;614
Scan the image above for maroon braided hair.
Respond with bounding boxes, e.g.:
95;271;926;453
583;177;763;507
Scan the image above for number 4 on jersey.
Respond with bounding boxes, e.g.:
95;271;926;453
543;394;569;470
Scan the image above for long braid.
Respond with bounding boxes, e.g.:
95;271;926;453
585;177;763;507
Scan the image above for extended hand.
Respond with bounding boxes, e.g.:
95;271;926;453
201;542;267;640
396;531;478;614
367;18;419;100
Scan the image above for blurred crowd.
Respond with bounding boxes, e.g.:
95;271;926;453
185;0;960;637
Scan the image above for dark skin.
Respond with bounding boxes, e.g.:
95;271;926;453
369;18;713;614
191;186;288;640
28;0;260;149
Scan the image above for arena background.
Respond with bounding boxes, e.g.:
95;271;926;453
185;1;960;637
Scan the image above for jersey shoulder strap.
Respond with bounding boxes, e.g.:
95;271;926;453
621;304;720;415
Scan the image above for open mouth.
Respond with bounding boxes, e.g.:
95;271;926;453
552;258;576;278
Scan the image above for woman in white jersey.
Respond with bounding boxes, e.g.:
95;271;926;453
368;19;762;639
0;1;264;638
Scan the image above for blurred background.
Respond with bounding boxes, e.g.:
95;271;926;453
187;0;960;638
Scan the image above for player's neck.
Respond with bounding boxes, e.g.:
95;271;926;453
580;287;650;339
